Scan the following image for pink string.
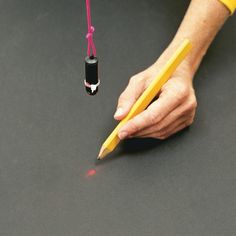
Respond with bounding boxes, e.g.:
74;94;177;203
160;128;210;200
86;0;96;57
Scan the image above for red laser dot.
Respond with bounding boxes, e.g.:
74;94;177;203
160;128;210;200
86;169;96;177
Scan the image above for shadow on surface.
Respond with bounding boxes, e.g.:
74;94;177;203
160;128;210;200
96;127;190;166
121;138;162;155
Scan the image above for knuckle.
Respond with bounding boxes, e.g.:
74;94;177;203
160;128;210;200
118;93;126;105
147;111;157;125
129;76;136;84
129;75;143;84
177;83;189;99
184;101;197;114
146;105;160;123
169;84;189;103
181;96;198;115
129;120;141;133
188;96;197;110
188;101;197;111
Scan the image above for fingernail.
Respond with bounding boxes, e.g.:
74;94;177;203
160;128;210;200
114;108;123;118
118;131;128;140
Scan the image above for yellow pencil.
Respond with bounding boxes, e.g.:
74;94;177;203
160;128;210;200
98;39;192;160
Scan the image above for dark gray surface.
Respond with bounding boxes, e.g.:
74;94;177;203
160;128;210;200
0;0;236;235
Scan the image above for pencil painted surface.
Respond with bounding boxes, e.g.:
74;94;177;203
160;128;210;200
0;0;236;236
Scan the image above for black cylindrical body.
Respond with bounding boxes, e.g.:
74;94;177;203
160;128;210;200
85;56;99;95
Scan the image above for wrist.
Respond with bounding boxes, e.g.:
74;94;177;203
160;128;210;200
166;0;230;76
158;41;197;80
168;38;204;76
151;43;196;87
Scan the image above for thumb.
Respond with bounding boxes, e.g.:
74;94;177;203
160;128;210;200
114;75;146;120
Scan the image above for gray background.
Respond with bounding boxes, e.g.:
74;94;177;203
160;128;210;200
0;0;236;235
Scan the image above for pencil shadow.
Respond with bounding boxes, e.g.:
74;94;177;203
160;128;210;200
95;127;190;166
120;138;162;155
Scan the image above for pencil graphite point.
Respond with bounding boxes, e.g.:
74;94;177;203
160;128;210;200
98;146;111;160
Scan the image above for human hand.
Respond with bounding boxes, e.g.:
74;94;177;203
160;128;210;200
114;46;197;140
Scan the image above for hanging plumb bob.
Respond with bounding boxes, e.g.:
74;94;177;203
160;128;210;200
84;55;100;95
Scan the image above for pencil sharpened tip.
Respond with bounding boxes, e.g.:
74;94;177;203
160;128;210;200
98;146;111;160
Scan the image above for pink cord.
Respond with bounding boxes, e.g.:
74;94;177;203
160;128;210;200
86;0;96;57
